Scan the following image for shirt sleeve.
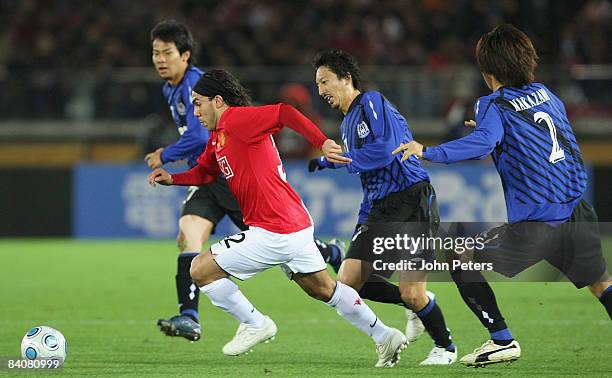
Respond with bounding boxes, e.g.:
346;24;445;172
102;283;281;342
161;89;208;163
317;156;340;169
171;139;220;186
231;104;327;148
343;93;397;173
422;97;504;164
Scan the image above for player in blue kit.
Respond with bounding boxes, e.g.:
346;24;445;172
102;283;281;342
312;49;457;365
146;20;248;341
147;20;346;341
394;24;612;367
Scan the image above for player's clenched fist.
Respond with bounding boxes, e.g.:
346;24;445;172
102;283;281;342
148;168;173;187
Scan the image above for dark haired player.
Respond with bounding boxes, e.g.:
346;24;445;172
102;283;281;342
394;24;612;367
313;49;457;365
147;21;345;341
149;69;409;367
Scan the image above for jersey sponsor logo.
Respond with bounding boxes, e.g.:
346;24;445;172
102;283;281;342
217;156;234;179
176;101;187;116
357;121;370;138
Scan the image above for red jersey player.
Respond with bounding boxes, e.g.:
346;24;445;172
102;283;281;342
148;69;407;367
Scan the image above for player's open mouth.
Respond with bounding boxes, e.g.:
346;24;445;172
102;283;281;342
323;94;334;104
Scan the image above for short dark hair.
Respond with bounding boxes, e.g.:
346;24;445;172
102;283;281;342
194;69;252;107
151;20;196;64
476;24;539;88
312;49;362;91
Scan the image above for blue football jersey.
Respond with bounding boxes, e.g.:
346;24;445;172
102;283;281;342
424;83;587;223
340;91;430;207
160;65;209;168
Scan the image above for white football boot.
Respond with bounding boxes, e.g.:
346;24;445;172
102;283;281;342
222;316;277;356
374;328;408;368
460;339;521;367
405;290;435;342
420;346;457;365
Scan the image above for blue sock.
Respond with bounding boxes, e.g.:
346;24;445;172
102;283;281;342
600;285;612;319
490;328;513;345
416;297;454;351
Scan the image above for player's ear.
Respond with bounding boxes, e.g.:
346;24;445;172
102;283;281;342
181;50;191;63
214;95;225;108
344;73;354;88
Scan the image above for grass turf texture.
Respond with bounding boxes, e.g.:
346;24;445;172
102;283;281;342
0;239;610;377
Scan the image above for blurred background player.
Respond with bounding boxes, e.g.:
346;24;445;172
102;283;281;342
394;24;612;367
312;49;456;365
147;20;248;341
149;69;409;367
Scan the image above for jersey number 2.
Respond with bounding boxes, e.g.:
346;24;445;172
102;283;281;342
534;111;565;164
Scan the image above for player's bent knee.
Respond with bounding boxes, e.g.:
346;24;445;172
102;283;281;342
400;285;428;310
189;253;214;286
337;267;366;291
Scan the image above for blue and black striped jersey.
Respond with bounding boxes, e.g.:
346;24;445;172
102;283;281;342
337;91;429;209
160;65;209;168
424;83;587;223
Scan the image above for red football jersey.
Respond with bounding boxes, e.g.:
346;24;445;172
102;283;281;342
171;104;328;234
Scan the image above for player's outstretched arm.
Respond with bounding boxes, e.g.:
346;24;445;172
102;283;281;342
148;168;173;186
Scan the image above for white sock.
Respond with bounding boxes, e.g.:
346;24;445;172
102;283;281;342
326;281;390;344
200;278;266;328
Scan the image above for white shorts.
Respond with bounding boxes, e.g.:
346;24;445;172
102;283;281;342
210;226;327;281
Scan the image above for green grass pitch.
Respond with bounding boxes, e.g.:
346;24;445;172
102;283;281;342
0;239;610;377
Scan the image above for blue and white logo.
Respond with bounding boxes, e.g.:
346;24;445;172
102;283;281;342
357;121;370;138
176;101;187;116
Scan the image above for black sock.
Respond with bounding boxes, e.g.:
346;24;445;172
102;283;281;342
600;285;612;319
451;269;510;335
416;297;454;351
314;238;342;272
358;278;404;305
177;253;199;322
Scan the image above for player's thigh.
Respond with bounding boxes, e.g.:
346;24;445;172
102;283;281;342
282;227;328;278
210;228;290;281
179;185;225;243
178;215;215;252
469;222;547;277
190;251;230;286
